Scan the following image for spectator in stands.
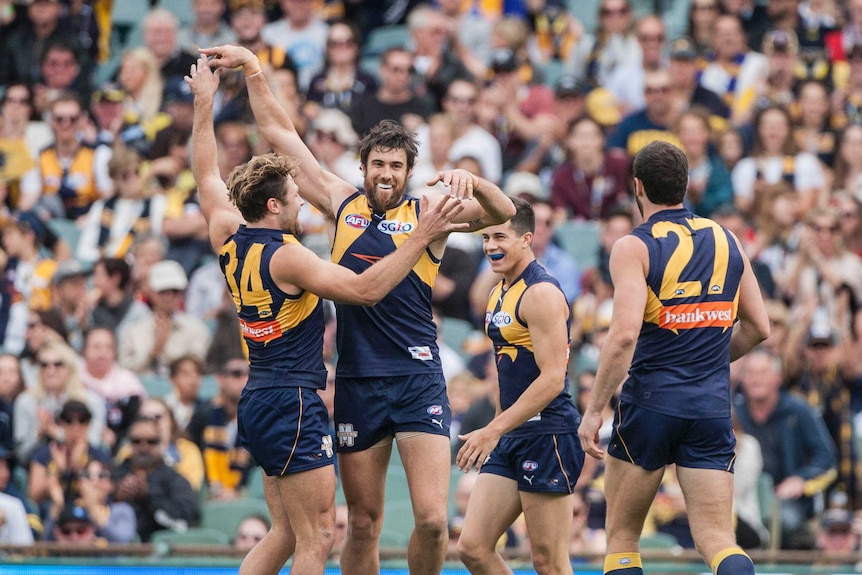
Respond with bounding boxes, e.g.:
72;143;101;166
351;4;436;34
0;444;40;541
20;94;113;220
735;347;838;549
151;77;195;160
699;15;768;127
732;413;769;549
177;0;236;55
261;0;329;91
89;257;150;336
48;260;91;352
0;488;34;545
687;0;720;56
435;0;491;79
731;105;825;218
0;84;50;214
229;0;296;74
234;514;270;552
87;82;130;149
114;416;199;542
832;124;862;199
73;459;137;543
142;8;197;82
187;357;252;501
216;121;253;179
118;46;165;126
135;397;204;493
118;259;211;376
410;113;457;194
440;78;502;185
46;503;99;544
348;46;430;137
127;234;167;300
28;399;111;511
305;19;376;120
32;43;88;120
77;147;168;264
606;68;682;157
406;4;472;112
815;508;861;553
0;355;22;454
19;308;68;389
307;109;363;190
676;107;734;217
718;0;770;55
567;0;639;89
15;340;106;464
606;15;667;114
756;29;801;112
0;0;88;87
666;38;730;119
793;80;837;170
81;327;146;451
550;115;631;222
163;355;208;433
832;191;862;258
834;43;862;128
751;184;801;300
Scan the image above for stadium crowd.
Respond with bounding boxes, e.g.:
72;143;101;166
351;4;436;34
0;0;861;559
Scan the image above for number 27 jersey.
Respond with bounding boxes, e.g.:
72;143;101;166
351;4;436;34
624;208;744;419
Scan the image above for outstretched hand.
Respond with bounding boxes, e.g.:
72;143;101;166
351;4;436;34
185;57;220;99
416;195;470;242
199;45;256;70
427;169;480;200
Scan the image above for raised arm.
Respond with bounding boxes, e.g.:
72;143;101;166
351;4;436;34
456;281;571;471
271;195;469;305
201;45;353;221
426;169;516;234
186;57;245;251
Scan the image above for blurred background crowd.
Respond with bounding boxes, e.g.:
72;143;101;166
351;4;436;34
0;0;861;561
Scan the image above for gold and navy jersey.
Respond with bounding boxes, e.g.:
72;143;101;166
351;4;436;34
219;226;326;390
625;208;744;418
332;192;441;377
485;260;579;437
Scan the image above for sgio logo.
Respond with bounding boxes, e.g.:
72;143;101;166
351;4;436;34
492;311;512;327
377;220;414;235
344;214;370;229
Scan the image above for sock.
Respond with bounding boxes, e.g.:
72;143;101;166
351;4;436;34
711;547;754;575
604;552;643;575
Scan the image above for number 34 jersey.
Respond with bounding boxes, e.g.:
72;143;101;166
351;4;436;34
219;226;327;391
624;208;745;419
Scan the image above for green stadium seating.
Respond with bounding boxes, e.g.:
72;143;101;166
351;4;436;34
639;531;680;549
554;220;601;270
151;526;231;547
363;25;411;58
201;498;271;541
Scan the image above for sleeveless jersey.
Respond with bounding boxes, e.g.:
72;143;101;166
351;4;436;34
625;208;744;419
332;192;441;377
485;260;579;437
38;144;101;218
219;226;326;390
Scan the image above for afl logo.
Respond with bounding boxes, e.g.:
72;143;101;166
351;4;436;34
344;214;370;229
377;220;414;235
427;405;443;416
522;461;538;471
492;311;512;327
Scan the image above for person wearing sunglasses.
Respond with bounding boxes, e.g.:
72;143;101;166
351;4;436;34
114;416;198;542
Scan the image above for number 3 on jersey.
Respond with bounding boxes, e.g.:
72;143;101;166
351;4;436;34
651;218;730;301
220;242;274;316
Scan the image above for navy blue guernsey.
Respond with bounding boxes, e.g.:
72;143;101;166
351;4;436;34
624;208;744;418
219;226;327;390
485;260;580;437
331;192;442;377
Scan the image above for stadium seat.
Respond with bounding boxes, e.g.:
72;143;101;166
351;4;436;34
439;317;477;361
140;374;173;398
554;220;601;270
363;25;411;58
151;526;231;547
47;219;82;257
202;498;271;540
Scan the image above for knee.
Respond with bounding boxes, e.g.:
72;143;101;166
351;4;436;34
457;534;490;567
347;508;383;541
412;513;448;542
530;545;569;575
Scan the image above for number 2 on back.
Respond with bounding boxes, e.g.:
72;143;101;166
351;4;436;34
651;219;730;301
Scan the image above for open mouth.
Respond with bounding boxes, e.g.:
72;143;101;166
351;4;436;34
488;253;504;261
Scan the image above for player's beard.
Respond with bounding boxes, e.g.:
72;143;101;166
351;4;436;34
364;178;404;213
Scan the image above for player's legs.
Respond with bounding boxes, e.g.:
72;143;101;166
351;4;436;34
241;466;336;575
603;456;664;574
520;490;575;575
676;466;752;574
457;472;523;575
398;432;451;575
338;443;393;575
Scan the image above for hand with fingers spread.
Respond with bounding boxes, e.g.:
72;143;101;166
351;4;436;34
199;45;257;72
456;425;501;472
414;195;471;244
427;169;480;200
185;57;221;100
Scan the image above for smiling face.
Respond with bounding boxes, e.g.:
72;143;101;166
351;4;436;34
361;147;411;212
482;220;531;277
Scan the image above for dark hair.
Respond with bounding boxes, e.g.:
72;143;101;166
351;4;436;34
508;197;535;236
58;399;92;424
96;257;132;290
225;153;299;222
358;119;419;170
751;105;797;157
84;326;115;348
169;354;205;378
632;141;688;205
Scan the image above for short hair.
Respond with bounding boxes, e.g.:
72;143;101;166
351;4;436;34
49;92;83;114
225;153;299;223
108;147;142;181
632;141;688;205
508;197;535;236
96;257;132;290
169;354;205;378
358;119;419;171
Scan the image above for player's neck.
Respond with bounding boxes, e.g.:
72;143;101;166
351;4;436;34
641;202;684;221
502;255;534;287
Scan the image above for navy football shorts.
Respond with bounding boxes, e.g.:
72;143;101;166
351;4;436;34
608;400;736;472
238;386;334;476
334;373;450;452
480;432;584;494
